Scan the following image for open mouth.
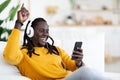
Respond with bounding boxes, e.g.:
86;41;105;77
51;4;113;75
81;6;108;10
38;35;49;46
38;37;48;46
40;37;47;42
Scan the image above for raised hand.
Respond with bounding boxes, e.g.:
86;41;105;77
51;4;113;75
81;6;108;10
17;4;30;23
15;4;30;29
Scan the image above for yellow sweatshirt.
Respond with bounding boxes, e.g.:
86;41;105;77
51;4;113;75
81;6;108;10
3;29;77;80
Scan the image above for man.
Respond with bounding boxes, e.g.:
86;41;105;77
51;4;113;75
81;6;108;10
3;4;109;80
3;4;83;80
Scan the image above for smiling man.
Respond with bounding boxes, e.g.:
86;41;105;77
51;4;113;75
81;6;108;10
3;4;84;80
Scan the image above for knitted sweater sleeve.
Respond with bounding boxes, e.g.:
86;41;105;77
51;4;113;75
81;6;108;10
57;47;78;71
3;29;23;65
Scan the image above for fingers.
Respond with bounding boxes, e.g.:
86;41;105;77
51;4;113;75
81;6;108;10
72;50;83;60
19;3;30;17
73;50;83;56
26;11;30;17
21;3;24;9
72;54;83;62
76;48;83;52
72;54;83;59
17;3;30;22
20;4;26;13
20;3;27;12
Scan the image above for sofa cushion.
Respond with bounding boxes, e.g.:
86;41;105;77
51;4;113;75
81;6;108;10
0;75;31;80
0;41;20;75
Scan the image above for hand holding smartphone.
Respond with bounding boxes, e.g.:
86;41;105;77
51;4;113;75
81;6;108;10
72;41;82;60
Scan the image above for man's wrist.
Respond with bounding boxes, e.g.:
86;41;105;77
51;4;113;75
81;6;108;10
14;20;23;30
76;61;83;67
15;20;23;26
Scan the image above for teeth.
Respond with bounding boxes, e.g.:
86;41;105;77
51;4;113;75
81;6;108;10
41;38;46;41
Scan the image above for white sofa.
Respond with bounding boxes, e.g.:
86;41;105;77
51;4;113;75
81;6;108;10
0;41;31;80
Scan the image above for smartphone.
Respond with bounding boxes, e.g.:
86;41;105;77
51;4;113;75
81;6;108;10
73;41;82;51
72;41;82;60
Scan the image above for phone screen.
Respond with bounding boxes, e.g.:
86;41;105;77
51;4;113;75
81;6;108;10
73;42;82;51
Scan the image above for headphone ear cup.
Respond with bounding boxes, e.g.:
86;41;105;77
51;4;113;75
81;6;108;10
27;26;34;38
